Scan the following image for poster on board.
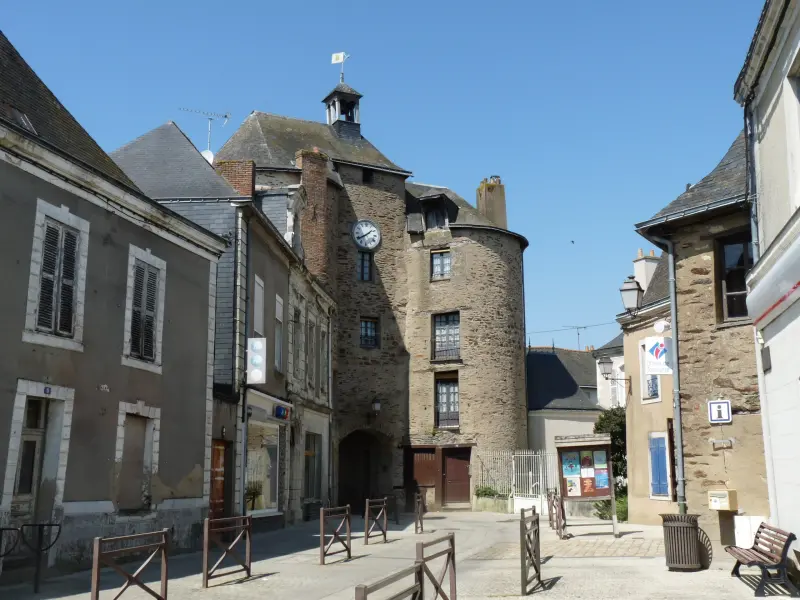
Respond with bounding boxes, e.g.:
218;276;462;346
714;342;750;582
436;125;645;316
580;451;594;468
581;467;595;478
562;452;580;477
582;478;596;494
595;469;609;489
566;477;581;497
593;450;607;469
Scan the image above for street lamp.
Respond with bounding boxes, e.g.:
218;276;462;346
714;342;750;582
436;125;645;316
598;355;630;384
620;275;643;314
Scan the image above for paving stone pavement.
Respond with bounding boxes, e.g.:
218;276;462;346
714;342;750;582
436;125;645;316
2;512;770;600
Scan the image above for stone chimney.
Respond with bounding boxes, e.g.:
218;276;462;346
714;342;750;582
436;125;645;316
215;160;255;197
476;175;507;228
295;148;337;295
633;248;660;293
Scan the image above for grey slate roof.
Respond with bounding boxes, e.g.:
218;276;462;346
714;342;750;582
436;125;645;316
641;254;669;305
0;31;138;191
323;82;363;100
594;332;623;356
216;112;407;173
527;348;600;412
405;182;495;227
111;122;241;199
639;132;746;225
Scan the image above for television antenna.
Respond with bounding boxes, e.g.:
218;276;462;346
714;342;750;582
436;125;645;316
178;108;231;163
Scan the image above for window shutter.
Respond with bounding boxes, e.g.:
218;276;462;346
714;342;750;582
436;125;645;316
142;266;158;360
254;276;264;335
131;263;145;358
649;436;668;496
57;229;78;335
37;222;61;331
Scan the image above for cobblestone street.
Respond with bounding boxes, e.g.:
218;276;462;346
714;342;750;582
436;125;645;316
4;511;774;600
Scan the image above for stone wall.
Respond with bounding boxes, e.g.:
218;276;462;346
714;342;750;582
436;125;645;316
673;211;769;544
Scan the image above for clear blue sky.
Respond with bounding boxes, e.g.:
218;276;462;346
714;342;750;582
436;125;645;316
2;1;763;350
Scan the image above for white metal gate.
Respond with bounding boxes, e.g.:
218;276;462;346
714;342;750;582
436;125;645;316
473;450;557;514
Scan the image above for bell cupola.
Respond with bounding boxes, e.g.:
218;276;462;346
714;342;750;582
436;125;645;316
323;78;363;139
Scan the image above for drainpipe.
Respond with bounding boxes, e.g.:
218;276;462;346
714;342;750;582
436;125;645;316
745;103;779;523
327;311;334;505
649;234;687;515
235;209;251;517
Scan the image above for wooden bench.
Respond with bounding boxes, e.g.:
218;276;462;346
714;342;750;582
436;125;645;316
725;522;799;597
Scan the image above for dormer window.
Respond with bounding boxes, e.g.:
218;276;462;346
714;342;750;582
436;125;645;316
425;207;447;230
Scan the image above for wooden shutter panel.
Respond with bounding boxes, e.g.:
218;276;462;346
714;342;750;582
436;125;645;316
131;263;145;357
37;222;61;331
649;436;668;496
142;266;158;360
57;229;77;335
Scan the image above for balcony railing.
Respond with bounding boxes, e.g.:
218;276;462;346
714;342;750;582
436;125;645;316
433;345;460;360
361;335;379;349
435;411;460;429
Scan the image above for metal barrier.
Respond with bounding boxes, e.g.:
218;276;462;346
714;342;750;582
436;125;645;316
364;498;388;545
354;562;425;600
320;505;352;565
415;533;456;600
0;522;62;593
414;493;424;534
202;515;252;587
519;508;542;595
90;529;169;600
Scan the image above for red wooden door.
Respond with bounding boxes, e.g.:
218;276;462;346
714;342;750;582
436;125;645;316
444;449;471;504
210;441;227;520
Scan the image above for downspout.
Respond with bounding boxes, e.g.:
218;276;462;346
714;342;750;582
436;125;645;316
235;209;251;516
745;102;779;523
649;234;687;515
327;310;334;505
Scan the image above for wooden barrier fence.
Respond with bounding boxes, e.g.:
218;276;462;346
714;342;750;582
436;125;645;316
320;505;352;565
519;508;542;595
354;562;425;600
202;515;252;588
364;498;388;545
90;529;169;600
416;533;456;600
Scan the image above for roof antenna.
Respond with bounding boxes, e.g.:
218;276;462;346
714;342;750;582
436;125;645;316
178;108;231;163
331;52;350;82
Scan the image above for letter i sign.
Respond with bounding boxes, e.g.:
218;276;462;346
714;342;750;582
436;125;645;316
707;400;732;424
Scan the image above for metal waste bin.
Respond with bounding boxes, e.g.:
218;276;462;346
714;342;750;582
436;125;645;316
661;514;701;571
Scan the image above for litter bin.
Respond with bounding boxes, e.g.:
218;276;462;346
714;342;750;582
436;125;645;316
660;514;701;571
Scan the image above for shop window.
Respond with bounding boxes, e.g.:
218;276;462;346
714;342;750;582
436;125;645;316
246;421;280;512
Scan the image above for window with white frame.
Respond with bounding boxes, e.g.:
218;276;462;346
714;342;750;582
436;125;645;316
122;245;166;373
253;275;265;336
648;432;670;498
639;342;660;403
431;250;451;280
24;199;90;351
275;295;284;371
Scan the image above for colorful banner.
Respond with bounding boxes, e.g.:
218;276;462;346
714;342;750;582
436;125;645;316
644;336;673;375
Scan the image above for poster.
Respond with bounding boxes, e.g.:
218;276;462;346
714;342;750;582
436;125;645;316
581;478;595;494
562;452;580;477
565;476;581;497
580;451;594;468
581;467;595;478
593;450;607;469
595;469;609;489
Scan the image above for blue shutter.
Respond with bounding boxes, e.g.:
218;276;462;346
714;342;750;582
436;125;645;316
649;436;668;496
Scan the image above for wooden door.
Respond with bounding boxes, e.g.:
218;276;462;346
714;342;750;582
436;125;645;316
210;440;227;520
443;449;471;504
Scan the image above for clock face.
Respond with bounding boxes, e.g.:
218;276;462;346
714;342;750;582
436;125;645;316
352;219;381;250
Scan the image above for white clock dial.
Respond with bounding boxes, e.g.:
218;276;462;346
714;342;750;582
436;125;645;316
353;220;381;250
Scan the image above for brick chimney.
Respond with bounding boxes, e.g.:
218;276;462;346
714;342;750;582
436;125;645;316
296;148;337;295
476;175;507;228
215;160;255;197
633;248;660;294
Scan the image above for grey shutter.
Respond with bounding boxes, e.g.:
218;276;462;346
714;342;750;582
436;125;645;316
36;222;60;331
131;263;145;357
57;229;77;335
142;266;158;361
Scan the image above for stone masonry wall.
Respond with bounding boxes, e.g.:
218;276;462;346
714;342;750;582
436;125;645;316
406;228;527;451
673;211;769;544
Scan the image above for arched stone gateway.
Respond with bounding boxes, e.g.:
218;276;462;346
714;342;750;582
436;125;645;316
337;429;394;512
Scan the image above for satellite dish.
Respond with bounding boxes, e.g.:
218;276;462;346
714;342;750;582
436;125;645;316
654;319;670;334
201;149;214;164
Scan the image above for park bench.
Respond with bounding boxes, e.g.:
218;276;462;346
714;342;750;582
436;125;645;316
725;522;799;597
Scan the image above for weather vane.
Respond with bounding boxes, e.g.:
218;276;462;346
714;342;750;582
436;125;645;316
331;51;350;82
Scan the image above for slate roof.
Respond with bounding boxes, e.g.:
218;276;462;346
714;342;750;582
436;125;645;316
216;111;407;173
323;81;363;100
0;31;138;191
526;348;600;412
111;122;240;199
641;254;669;305
594;332;623;356
638;132;746;226
406;182;495;227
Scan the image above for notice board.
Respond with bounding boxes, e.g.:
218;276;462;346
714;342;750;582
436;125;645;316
557;443;613;501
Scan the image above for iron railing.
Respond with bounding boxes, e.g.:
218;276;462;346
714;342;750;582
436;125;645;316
432;345;460;360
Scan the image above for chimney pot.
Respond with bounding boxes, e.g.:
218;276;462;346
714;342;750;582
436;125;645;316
649;249;655;257
637;248;644;259
476;176;508;229
686;183;691;192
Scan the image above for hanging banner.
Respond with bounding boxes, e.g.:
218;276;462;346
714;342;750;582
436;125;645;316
644;336;673;375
